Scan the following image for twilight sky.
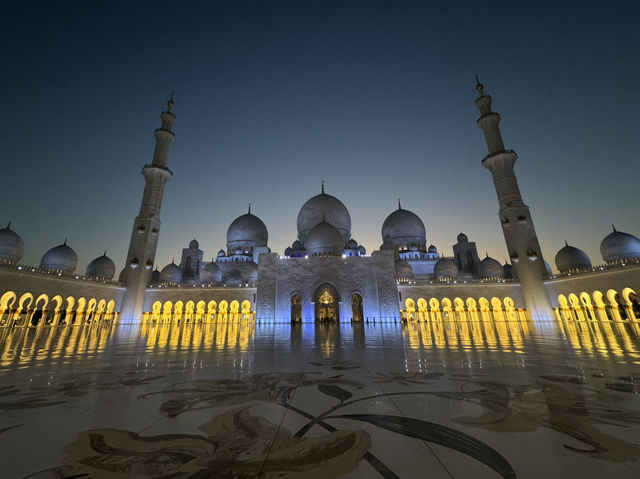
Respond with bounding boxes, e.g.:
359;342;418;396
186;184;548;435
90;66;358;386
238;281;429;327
2;1;639;274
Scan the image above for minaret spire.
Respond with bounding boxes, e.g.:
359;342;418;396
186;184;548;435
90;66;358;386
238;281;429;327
475;80;552;319
121;97;176;322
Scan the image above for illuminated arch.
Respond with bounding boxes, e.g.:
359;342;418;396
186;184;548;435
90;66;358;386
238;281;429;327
0;291;17;325
13;292;33;326
219;300;228;313
503;297;517;321
417;298;427;312
490;297;505;322
150;301;162;322
416;297;427;321
162;301;173;322
241;300;251;315
96;299;107;322
579;292;596;321
441;298;453;320
28;293;49;326
606;289;624;322
63;296;76;324
106;299;116;321
75;297;87;323
621;287;638;321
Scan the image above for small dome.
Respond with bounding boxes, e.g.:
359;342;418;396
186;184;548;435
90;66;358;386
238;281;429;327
428;244;438;253
347;239;358;249
284;247;292;256
381;207;426;247
358;245;366;256
242;262;259;282
189;238;199;249
201;261;222;283
118;267;127;284
217;249;226;257
291;240;303;250
40;240;78;272
478;255;504;279
160;262;182;284
85;252;115;279
226;213;268;250
600;226;640;263
297;192;351;243
457;232;468;243
555;242;592;272
0;222;24;263
305;221;345;256
395;259;414;280
433;258;459;280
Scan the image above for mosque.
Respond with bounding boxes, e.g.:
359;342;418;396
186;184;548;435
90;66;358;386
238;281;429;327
0;83;639;326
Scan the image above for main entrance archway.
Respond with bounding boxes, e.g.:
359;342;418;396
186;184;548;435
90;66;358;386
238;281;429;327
314;283;339;322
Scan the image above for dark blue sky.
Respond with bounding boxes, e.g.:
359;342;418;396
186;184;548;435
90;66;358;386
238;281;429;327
2;1;639;273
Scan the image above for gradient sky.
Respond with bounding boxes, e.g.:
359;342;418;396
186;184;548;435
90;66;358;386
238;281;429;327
2;1;639;274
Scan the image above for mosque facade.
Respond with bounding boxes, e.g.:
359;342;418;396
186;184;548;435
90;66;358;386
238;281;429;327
0;84;639;326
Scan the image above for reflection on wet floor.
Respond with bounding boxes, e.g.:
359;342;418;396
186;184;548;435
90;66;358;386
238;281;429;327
1;318;639;372
1;319;640;478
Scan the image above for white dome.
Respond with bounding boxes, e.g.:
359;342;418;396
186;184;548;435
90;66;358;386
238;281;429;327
227;213;268;250
478;255;504;279
0;222;24;263
188;238;199;249
217;249;226;257
555;242;592;272
40;240;77;272
160;262;182;284
297;192;351;243
305;221;345;256
434;258;459;280
381;207;426;247
395;259;414;280
347;239;358;249
201;261;222;283
85;252;116;279
457;232;468;243
600;227;640;263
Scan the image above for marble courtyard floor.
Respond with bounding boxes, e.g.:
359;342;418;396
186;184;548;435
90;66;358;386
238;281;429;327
0;319;639;478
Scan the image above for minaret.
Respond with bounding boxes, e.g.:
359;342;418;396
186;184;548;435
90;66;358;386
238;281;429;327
475;80;552;319
120;95;176;322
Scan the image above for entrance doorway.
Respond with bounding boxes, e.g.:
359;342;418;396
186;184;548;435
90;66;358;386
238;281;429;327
314;284;339;322
291;294;302;322
352;293;363;321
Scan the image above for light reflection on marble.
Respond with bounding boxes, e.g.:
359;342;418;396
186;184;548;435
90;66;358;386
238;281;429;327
0;318;638;478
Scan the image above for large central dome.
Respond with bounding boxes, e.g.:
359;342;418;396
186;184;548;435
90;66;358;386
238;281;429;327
226;212;268;250
381;206;426;248
297;190;351;243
